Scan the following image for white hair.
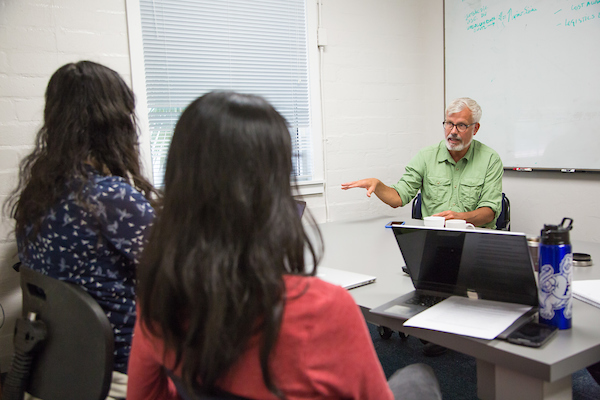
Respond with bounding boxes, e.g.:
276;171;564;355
446;97;482;123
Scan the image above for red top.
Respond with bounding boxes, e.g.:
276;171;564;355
127;275;393;400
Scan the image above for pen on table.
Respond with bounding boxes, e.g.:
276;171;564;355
513;167;532;172
561;169;576;173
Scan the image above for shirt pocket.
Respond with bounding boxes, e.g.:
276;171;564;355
423;176;452;208
459;178;484;211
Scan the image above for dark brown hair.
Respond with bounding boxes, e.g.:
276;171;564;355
137;91;322;398
5;61;158;241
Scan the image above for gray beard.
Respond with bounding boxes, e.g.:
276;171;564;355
446;136;470;152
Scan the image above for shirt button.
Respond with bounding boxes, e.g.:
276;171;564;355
456;168;459;171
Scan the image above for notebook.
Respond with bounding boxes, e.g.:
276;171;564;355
371;224;538;338
317;267;376;290
572;280;600;309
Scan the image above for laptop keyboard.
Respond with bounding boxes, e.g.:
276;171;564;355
405;294;446;307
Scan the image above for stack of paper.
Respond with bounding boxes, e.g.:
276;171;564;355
403;296;532;340
572;280;600;308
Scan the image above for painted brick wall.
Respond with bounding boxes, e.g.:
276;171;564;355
0;0;132;371
318;0;444;222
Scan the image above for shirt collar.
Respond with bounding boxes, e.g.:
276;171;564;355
462;140;475;161
436;140;454;164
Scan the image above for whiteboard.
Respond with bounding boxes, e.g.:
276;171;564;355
445;0;600;171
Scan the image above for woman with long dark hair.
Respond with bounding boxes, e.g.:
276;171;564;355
127;91;441;400
6;61;158;399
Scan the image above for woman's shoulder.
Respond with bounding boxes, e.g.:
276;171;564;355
82;174;154;226
87;174;152;205
90;174;136;193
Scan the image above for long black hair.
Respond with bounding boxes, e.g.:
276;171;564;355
137;91;322;398
6;60;157;240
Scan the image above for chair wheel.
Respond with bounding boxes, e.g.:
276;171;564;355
377;325;393;339
399;331;409;341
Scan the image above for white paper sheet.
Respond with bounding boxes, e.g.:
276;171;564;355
403;296;533;340
573;280;600;308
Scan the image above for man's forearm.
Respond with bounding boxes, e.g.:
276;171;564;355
458;207;495;227
374;183;403;208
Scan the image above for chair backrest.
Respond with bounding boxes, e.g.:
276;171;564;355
496;193;511;231
412;191;510;231
411;192;423;220
3;265;114;400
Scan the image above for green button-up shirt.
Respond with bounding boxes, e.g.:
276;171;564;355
391;140;503;229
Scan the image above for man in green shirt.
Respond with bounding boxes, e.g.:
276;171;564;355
342;97;503;229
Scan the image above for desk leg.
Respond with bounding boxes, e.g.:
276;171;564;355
477;360;572;400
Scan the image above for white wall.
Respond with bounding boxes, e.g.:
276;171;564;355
503;171;600;242
307;0;444;224
0;0;598;371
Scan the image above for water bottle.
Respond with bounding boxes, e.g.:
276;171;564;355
538;218;573;330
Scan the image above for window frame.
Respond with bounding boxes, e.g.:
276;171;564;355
125;0;324;195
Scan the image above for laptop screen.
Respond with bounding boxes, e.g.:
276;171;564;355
296;200;307;218
392;226;539;307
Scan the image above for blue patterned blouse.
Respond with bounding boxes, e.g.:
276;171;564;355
17;170;155;374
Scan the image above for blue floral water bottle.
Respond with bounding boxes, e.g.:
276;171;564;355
538;218;573;330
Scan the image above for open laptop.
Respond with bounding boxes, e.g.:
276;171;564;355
296;200;307;218
317;267;376;290
371;224;538;338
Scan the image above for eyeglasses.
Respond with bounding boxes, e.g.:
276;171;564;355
442;121;477;133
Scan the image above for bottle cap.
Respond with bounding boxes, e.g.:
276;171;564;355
541;218;573;245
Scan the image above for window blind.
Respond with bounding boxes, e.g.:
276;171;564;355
138;0;314;187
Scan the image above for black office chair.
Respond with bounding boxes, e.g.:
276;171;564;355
411;192;423;220
2;264;114;400
496;193;511;231
411;191;511;231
